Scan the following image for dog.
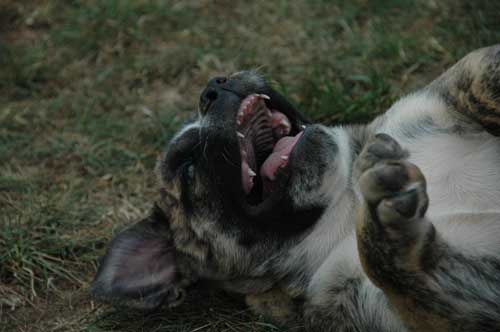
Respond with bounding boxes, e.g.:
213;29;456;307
91;45;500;332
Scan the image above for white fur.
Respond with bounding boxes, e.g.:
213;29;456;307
374;93;500;250
287;89;500;329
284;127;357;279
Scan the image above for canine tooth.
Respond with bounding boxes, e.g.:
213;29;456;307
248;168;256;177
280;119;291;127
281;155;289;161
237;132;245;138
258;94;270;100
237;110;244;125
301;125;306;129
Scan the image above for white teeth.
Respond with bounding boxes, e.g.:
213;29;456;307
237;94;270;127
280;119;291;127
301;125;306;129
280;155;289;161
237;110;244;125
237;132;245;138
248;168;256;177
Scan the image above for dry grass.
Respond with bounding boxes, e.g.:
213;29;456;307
1;0;499;331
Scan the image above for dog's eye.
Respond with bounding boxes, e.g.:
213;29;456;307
179;161;195;180
186;164;195;179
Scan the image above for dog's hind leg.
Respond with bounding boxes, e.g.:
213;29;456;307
355;134;500;332
429;45;500;135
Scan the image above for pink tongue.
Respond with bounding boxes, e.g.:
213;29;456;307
260;131;303;181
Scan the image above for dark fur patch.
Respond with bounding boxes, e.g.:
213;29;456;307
436;46;500;136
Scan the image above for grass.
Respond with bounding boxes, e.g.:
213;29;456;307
1;0;499;331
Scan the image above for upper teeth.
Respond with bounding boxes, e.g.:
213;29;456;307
280;118;290;127
248;168;256;177
236;93;272;127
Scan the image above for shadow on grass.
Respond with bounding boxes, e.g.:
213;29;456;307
87;287;296;332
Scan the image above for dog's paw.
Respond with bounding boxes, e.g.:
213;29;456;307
360;161;428;227
355;133;409;175
356;134;435;287
246;288;298;326
357;134;428;229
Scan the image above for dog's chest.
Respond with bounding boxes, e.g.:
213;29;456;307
375;95;500;218
401;132;500;217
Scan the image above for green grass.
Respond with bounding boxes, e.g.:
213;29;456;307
1;0;499;331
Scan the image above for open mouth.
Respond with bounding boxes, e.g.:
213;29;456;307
236;93;304;204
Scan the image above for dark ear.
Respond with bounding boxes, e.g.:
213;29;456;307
90;206;182;310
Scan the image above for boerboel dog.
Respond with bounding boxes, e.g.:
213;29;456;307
91;45;500;332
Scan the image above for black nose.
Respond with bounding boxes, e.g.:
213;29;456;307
199;76;227;115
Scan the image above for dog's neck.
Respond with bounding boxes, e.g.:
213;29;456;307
270;123;374;296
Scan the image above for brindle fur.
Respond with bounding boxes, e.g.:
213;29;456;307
430;45;500;135
92;46;500;331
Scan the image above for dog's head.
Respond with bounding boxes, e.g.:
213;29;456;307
91;71;339;310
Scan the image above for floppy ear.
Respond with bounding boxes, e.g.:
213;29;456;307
90;206;181;310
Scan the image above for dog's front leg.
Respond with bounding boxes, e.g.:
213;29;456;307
355;134;500;332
